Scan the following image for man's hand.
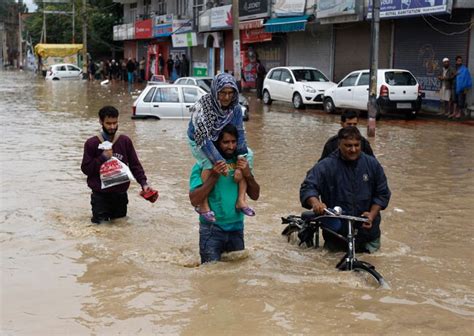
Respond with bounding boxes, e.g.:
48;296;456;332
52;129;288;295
361;211;374;229
142;184;150;192
236;157;252;177
212;161;228;176
308;197;326;215
102;149;113;160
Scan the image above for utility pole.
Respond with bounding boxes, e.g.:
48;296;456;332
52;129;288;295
72;1;75;43
231;0;241;85
82;0;87;73
367;0;380;137
18;0;23;69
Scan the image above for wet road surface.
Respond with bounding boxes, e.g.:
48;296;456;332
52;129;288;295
1;71;473;335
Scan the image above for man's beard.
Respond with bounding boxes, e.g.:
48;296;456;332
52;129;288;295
102;125;118;136
220;150;235;160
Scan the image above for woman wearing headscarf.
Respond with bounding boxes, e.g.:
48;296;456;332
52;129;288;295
187;73;254;222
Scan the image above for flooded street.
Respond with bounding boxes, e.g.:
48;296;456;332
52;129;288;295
1;70;473;335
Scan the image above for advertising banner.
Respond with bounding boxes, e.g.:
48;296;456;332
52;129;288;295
317;0;356;19
211;5;233;29
274;0;307;17
239;0;270;20
241;28;272;44
172;33;199;47
135;19;153;39
154;14;174;37
367;0;451;19
172;20;193;34
193;62;208;76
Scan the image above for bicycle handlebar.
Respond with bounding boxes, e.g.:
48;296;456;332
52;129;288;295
301;209;369;223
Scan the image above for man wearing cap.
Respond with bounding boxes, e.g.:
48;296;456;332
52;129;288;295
437;57;455;116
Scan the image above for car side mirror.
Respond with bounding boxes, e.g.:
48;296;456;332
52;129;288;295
285;78;293;84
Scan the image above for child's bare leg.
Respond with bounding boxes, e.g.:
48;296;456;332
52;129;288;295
234;168;248;209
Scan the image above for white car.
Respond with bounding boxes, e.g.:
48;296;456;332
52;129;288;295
45;63;83;80
175;76;250;121
323;69;422;119
132;84;207;119
262;66;335;109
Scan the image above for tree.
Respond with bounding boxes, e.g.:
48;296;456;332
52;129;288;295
24;0;123;59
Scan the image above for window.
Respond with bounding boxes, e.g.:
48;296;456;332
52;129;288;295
384;71;417;86
185;79;194;85
292;69;329;82
175;78;185;85
357;73;370;86
156;0;167;15
129;3;137;23
183;87;199;103
67;65;80;72
280;70;292;83
143;87;156;102
269;69;282;81
153;87;180;103
58;65;67;71
340;73;359;87
197;79;212;92
177;0;188;17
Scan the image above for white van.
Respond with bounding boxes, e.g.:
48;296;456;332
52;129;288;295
323;69;422;119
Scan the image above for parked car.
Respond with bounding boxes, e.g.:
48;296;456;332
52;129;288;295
175;76;250;121
147;74;167;85
45;63;83;80
323;69;422;119
132;84;207;119
262;66;335;109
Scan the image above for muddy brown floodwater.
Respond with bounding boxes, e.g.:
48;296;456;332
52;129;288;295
1;71;473;335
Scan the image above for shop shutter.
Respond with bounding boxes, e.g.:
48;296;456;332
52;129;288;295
393;11;470;98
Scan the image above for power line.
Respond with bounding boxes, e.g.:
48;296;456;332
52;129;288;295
422;15;473;36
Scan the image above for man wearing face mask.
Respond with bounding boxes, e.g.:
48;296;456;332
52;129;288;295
81;106;152;224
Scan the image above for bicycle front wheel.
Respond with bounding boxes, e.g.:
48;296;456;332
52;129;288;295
352;261;387;288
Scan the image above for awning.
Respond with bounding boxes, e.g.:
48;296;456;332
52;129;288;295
239;19;264;30
263;15;309;33
34;44;83;58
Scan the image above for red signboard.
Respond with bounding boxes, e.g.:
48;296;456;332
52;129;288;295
241;28;272;44
135;19;153;39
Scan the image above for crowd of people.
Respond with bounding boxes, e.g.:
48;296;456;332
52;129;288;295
86;53;190;83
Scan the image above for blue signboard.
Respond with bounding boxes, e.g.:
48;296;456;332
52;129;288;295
367;0;451;18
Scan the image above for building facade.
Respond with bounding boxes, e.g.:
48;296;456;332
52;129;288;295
113;0;474;109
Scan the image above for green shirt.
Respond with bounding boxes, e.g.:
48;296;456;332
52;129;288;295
189;158;244;231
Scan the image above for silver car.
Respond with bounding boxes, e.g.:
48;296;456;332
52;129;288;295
45;63;83;80
175;76;250;121
132;84;207;119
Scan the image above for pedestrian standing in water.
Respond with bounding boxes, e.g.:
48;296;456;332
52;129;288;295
437;57;455;116
166;55;174;80
81;106;156;224
158;53;165;76
449;55;472;120
126;58;135;84
255;59;266;99
181;54;189;77
174;55;181;81
189;124;260;264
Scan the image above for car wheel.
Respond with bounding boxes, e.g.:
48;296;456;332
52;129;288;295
293;93;305;109
323;97;335;114
263;90;272;105
53;78;60;81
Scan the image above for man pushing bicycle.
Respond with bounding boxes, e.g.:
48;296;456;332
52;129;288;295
300;126;391;253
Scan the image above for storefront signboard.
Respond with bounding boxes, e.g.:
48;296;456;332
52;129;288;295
211;5;233;29
135;19;153;39
317;0;356;19
239;0;270;20
368;0;451;18
274;0;306;17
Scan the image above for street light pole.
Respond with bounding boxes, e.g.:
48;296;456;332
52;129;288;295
367;0;380;137
82;0;87;73
232;0;241;84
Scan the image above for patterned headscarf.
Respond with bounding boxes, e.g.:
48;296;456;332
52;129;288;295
191;73;239;146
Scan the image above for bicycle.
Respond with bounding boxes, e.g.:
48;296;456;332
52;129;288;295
281;207;387;287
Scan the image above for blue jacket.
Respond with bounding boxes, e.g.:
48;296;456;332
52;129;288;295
187;105;248;164
456;65;472;94
300;151;391;241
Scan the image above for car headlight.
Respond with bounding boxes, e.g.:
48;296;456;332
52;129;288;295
303;85;316;93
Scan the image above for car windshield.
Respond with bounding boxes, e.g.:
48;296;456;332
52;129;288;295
292;69;328;82
197;79;212;92
384;71;417;86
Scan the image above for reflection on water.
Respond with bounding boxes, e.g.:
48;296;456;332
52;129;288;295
1;71;473;334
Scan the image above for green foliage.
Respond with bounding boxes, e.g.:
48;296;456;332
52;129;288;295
24;0;123;58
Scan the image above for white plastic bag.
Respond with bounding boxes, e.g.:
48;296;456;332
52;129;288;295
100;157;135;189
